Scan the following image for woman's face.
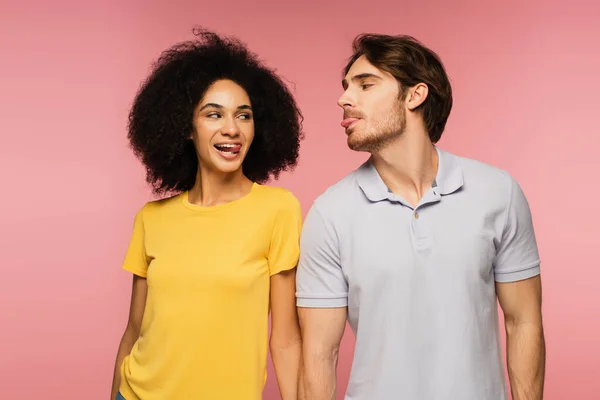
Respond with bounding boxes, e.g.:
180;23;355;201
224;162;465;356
192;79;255;175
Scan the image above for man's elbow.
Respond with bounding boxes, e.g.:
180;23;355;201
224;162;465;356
504;313;544;337
302;344;340;372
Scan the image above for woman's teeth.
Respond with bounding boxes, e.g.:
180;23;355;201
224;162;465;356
214;143;241;155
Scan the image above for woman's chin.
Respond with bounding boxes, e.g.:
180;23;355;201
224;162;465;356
210;159;244;174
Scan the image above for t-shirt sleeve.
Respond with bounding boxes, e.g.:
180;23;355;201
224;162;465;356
122;206;150;277
267;192;303;276
493;176;541;282
296;204;348;308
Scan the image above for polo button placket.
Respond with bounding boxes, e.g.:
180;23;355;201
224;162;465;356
411;206;428;250
411;187;441;251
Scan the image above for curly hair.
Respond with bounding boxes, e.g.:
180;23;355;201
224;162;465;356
127;28;304;195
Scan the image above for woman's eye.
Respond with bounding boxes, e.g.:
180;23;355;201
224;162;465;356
239;113;252;120
362;84;373;90
207;113;221;118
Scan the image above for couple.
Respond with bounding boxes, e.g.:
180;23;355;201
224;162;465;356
111;28;545;400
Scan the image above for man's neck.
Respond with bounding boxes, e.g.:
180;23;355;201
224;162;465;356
371;131;438;207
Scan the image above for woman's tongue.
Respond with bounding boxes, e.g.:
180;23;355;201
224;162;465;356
214;144;241;154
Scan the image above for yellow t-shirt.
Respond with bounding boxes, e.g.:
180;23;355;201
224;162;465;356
119;183;302;400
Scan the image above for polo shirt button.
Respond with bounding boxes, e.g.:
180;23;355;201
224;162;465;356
414;211;419;219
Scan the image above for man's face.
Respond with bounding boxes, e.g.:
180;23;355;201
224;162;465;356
338;55;406;152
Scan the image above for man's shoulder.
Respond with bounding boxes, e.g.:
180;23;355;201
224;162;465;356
446;149;526;212
450;150;514;190
312;167;363;212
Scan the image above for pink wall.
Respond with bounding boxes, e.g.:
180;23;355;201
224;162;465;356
1;0;598;398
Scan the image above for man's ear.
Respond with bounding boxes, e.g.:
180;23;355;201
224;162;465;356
405;83;428;111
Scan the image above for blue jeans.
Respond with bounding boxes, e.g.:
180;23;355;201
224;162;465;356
116;393;126;400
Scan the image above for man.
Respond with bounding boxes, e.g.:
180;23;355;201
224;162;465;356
296;33;545;400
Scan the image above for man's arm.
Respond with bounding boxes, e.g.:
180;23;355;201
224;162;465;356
493;175;544;399
298;307;346;400
295;203;349;400
497;275;545;400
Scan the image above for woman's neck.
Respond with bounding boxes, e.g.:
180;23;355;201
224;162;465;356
187;168;254;207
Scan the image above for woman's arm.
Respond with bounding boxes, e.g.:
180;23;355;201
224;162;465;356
270;268;302;400
110;275;147;400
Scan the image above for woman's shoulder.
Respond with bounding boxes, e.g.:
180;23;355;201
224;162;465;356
253;183;301;211
137;192;184;216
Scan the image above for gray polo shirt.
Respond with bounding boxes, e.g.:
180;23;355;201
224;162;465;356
296;147;540;400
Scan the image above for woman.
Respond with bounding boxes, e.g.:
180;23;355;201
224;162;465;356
110;28;304;400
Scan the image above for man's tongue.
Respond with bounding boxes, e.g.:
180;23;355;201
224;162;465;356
341;118;359;128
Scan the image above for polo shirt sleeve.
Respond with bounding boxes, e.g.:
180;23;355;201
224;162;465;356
493;176;541;282
122;206;150;278
296;204;348;308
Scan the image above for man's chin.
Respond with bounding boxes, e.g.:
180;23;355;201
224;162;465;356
347;136;374;152
347;129;403;153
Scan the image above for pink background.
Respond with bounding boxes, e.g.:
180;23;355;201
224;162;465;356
1;0;598;398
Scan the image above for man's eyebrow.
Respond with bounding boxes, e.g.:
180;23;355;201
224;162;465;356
342;73;383;89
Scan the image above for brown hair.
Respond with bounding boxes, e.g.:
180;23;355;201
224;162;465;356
344;34;452;143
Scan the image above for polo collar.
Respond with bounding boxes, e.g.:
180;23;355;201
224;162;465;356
434;147;464;195
356;146;464;202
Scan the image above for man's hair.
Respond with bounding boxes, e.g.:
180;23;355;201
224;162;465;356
344;34;452;143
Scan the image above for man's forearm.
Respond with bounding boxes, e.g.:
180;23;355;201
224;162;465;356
300;352;338;400
506;321;545;400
